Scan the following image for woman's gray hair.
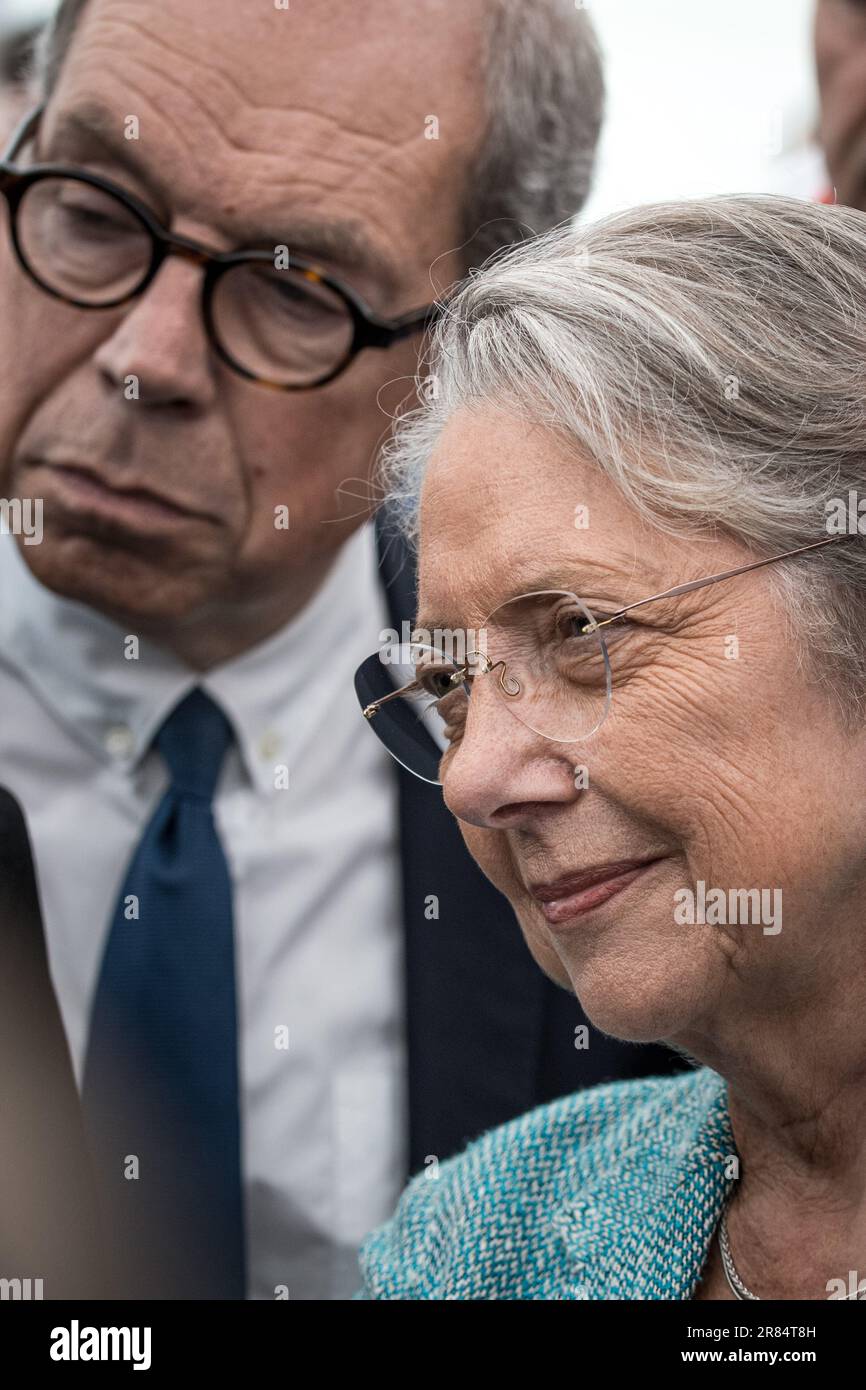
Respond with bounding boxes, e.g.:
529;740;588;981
382;193;866;715
29;0;604;274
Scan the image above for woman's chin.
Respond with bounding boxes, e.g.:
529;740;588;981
523;918;705;1045
572;989;690;1046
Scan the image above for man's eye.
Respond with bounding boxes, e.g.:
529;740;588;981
257;271;344;322
57;199;131;233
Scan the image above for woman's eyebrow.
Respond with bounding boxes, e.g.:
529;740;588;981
502;563;643;596
415;559;663;634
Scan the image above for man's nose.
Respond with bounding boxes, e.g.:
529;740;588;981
93;256;218;409
442;677;580;829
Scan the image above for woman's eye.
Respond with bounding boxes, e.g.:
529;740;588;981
566;610;633;643
557;609;608;640
419;666;465;699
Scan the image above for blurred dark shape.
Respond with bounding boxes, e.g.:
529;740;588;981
0;786;107;1298
0;25;39;87
0;25;40;140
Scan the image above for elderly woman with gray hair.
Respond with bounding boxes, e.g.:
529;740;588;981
351;193;866;1300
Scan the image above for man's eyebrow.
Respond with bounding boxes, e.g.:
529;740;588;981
271;217;401;295
41;105;402;293
42;103;156;186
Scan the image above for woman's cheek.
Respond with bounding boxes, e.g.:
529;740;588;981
459;822;514;895
460;823;573;986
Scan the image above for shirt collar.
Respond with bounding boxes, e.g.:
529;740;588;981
0;524;385;797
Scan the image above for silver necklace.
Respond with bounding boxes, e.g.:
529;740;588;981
719;1209;860;1300
719;1209;759;1300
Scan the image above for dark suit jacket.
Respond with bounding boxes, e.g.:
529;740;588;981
0;786;106;1297
374;512;684;1176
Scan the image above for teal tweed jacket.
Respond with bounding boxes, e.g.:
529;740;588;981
358;1067;736;1299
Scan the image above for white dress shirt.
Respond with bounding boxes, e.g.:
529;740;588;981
0;524;406;1300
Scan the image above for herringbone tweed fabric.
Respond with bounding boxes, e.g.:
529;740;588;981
357;1067;735;1300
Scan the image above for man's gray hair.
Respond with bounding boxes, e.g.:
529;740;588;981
30;0;604;272
381;193;866;715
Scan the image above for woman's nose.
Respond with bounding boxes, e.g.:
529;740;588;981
442;676;581;829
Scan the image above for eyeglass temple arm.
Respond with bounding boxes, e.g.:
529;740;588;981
1;104;44;167
362;683;419;719
591;534;853;630
377;302;441;342
363;649;483;719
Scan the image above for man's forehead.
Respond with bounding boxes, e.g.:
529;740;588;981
60;0;485;132
40;97;404;288
50;0;485;274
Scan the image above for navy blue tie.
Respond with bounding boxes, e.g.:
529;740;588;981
82;688;245;1299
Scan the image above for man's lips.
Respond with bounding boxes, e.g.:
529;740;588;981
527;857;665;925
28;460;217;527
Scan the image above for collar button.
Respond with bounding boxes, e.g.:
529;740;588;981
258;731;282;761
105;724;135;760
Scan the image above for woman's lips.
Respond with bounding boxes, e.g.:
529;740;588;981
528;858;663;926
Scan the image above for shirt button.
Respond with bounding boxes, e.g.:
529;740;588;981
105;724;135;759
258;731;282;761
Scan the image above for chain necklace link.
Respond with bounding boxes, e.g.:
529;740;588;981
719;1210;759;1300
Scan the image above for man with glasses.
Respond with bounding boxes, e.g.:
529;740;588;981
0;0;677;1300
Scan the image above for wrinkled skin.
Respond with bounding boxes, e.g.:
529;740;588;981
0;0;482;666
417;404;866;1298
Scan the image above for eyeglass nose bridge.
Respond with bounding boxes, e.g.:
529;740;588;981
144;229;225;288
163;237;213;269
465;650;522;698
